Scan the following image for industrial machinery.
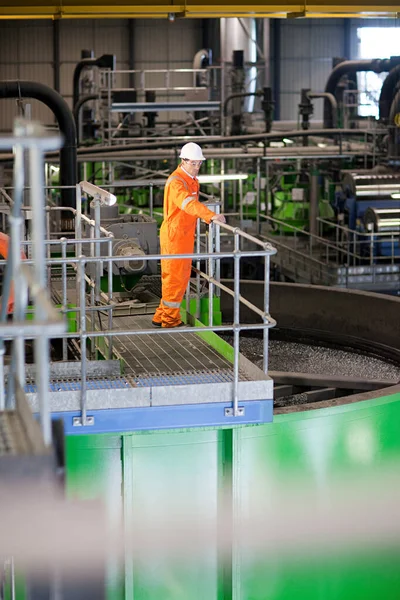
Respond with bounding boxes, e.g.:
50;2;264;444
2;45;400;600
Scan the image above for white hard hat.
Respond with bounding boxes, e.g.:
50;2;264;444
179;142;205;161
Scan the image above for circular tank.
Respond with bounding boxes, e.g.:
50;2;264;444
64;283;400;600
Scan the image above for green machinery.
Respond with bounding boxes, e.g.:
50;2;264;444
271;170;335;232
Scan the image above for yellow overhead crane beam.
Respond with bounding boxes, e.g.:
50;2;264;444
1;0;400;19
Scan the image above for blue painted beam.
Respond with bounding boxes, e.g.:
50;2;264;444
46;399;273;435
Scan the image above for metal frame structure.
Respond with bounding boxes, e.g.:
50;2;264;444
0;120;66;446
0;1;399;19
36;181;276;426
0;177;276;430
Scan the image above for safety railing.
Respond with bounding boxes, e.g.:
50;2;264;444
30;182;276;422
99;67;220;94
258;213;399;288
258;214;340;285
0;120;67;447
317;217;400;267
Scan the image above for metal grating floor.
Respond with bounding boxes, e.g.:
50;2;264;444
102;314;243;377
24;368;250;393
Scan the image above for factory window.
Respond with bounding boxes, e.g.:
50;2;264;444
357;27;400;118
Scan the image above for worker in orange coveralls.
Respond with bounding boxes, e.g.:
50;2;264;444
152;142;226;328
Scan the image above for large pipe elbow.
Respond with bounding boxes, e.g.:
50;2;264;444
323;57;400;128
388;88;400;158
0;80;77;207
379;64;400;122
73;54;115;110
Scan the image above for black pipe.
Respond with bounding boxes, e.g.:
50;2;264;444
73;54;115;111
388;89;400;159
73;94;99;145
379;64;400;122
0;80;77;208
308;92;338;129
223;91;263;117
73;58;98;111
323;57;400;128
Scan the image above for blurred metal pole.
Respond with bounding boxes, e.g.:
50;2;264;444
208;221;214;327
61;237;68;361
29;144;52;446
233;231;240;416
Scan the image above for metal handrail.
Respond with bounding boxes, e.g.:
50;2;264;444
0;120;67;449
42;185;277;422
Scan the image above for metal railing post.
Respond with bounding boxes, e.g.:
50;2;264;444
61;238;68;361
215;207;221;298
208;220;214;327
196;219;201;320
29;142;52;446
90;285;95;360
233;231;240;417
263;253;270;374
93;197;102;303
107;237;114;359
256;157;261;234
79;257;87;426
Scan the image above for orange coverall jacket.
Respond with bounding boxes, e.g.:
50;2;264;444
153;165;215;327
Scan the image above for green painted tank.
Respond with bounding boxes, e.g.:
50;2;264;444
66;386;400;600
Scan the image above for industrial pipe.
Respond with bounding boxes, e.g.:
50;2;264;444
223;91;263;117
323;58;400;128
72;54;115;110
308;92;338;129
364;207;400;233
73;127;376;154
379;64;400;122
0;81;77;207
73;94;99;145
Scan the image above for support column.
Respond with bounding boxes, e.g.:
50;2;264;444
53;20;60;93
263;18;271;87
309;170;319;237
272;19;281;120
128;19;135;88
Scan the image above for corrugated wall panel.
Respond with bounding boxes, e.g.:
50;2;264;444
60;19;130;107
17;21;53;63
0;20;53;131
279;19;344;121
134;19;203;122
92;20;130;62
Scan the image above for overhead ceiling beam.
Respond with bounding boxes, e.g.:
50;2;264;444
0;1;400;18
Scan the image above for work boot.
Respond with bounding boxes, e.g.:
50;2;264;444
162;321;187;328
151;320;162;328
